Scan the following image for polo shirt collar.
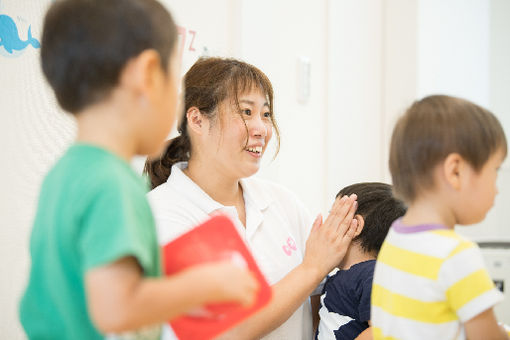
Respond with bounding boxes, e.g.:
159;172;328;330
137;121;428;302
168;162;224;214
170;162;273;211
169;162;274;239
241;178;273;239
240;177;273;211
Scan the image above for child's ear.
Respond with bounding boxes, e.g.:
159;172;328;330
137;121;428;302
353;214;364;237
119;49;163;97
442;153;464;191
186;107;206;135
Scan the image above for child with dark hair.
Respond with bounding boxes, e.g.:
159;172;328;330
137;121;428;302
316;182;406;340
372;95;509;339
19;1;257;339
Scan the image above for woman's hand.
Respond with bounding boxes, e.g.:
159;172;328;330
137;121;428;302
212;195;359;340
302;194;358;279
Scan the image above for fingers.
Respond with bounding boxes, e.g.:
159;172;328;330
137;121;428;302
323;194;357;234
344;218;358;243
311;214;322;232
331;214;359;264
301;195;360;277
203;262;260;307
333;194;356;223
238;271;259;307
335;195;357;236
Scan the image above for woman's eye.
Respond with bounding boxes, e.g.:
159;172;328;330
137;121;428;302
242;109;251;116
263;112;272;118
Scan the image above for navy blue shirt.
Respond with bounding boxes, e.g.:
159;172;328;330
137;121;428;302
316;260;375;340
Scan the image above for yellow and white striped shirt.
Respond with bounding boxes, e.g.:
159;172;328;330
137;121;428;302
371;219;503;340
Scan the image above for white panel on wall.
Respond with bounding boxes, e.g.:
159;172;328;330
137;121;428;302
416;0;490;106
326;0;384;201
239;0;329;215
381;0;419;183
490;0;510;167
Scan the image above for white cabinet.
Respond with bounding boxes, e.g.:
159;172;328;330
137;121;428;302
479;243;510;324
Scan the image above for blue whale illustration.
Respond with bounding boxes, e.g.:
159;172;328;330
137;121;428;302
0;14;40;54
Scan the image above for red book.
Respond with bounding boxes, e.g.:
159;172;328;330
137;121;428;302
162;214;272;340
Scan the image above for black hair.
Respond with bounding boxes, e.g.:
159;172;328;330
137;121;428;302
41;0;177;113
337;182;406;255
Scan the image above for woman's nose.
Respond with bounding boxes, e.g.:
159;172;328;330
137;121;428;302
249;114;267;137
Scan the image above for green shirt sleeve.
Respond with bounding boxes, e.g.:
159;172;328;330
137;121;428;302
78;170;160;277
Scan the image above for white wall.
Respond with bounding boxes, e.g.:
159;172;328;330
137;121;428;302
382;0;419;182
416;0;490;106
490;0;510;136
1;2;75;339
325;0;385;201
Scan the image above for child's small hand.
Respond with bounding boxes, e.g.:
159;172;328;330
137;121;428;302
303;194;358;278
498;322;510;338
197;261;259;307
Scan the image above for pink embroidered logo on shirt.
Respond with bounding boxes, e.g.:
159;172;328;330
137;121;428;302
282;237;297;256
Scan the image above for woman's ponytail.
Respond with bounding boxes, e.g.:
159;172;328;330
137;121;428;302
144;123;191;189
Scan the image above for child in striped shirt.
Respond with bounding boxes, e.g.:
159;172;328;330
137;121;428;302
372;95;509;339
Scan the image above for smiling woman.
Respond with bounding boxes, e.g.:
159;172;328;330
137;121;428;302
145;57;280;189
144;57;358;340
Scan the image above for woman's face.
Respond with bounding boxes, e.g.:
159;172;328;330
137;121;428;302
204;88;273;180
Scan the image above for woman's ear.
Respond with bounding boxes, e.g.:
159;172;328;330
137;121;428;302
442;153;465;191
186;107;205;135
353;214;364;237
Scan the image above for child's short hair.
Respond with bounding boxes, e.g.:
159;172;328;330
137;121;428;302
390;95;507;203
337;182;406;255
41;0;177;113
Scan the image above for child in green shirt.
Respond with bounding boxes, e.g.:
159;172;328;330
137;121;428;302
19;1;258;339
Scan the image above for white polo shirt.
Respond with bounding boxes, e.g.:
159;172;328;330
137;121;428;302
147;162;314;340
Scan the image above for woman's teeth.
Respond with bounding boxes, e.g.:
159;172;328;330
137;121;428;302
246;146;262;154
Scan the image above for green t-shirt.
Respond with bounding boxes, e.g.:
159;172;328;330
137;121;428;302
20;144;161;340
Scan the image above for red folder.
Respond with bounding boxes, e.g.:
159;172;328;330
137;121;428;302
162;214;272;340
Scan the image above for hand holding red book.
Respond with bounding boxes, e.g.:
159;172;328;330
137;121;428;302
163;214;272;340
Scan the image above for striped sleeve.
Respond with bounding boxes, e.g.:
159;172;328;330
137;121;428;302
440;240;504;322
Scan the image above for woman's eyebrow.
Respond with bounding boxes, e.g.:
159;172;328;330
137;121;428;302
239;99;269;107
